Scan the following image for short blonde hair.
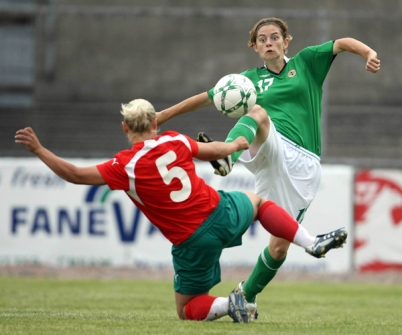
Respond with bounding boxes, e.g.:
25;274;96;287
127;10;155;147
121;99;156;133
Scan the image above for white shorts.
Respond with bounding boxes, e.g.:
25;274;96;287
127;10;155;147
239;118;321;222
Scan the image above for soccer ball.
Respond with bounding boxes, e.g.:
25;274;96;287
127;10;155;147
213;73;257;118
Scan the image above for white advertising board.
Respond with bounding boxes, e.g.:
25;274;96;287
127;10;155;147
0;158;353;273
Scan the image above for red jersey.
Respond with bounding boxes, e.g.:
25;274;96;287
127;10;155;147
96;131;220;245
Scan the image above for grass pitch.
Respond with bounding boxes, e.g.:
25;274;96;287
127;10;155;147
0;277;401;335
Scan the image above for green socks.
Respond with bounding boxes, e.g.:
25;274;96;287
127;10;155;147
243;247;286;303
225;115;259;163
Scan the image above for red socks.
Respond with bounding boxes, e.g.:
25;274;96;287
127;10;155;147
184;295;217;320
258;200;298;242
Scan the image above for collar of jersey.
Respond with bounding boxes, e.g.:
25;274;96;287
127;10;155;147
262;56;290;75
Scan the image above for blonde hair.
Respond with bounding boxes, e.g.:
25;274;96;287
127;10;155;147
248;17;293;54
121;99;156;134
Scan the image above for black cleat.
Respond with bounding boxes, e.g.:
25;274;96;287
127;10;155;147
305;228;348;258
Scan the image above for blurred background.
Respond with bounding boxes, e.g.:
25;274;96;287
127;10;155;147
1;0;401;167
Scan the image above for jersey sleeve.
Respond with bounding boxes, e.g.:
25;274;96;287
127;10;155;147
298;40;335;87
182;134;199;157
96;156;129;191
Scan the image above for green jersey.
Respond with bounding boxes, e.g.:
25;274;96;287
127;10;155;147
208;40;335;156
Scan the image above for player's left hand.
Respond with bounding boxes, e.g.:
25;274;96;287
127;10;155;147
366;51;380;73
15;127;43;153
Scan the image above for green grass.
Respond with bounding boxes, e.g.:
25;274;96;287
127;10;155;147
0;277;401;335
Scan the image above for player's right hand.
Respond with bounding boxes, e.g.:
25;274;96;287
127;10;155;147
234;136;249;151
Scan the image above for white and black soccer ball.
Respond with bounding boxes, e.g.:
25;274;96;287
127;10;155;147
213;73;257;118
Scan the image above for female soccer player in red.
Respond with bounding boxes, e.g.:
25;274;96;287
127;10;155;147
15;99;346;323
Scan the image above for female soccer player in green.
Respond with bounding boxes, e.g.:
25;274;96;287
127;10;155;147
156;17;381;320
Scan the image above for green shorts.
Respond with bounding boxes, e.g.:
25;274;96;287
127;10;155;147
172;190;254;295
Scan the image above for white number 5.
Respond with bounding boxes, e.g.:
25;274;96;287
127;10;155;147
155;151;191;202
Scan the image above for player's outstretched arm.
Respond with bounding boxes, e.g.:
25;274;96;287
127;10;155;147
156;92;213;125
195;136;249;162
15;127;105;186
333;38;380;73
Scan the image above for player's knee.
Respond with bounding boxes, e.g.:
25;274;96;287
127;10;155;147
271;249;287;260
177;309;186;320
248;104;268;126
176;306;187;320
269;243;290;260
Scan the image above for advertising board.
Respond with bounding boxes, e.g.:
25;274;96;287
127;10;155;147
0;158;353;273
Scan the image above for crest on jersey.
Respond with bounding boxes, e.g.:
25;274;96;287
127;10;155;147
288;70;297;77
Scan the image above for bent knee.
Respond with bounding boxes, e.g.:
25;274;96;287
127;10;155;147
177;309;186;320
269;240;291;260
248;104;269;125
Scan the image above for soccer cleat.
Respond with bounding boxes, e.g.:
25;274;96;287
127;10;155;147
305;227;348;259
196;132;234;176
227;280;257;323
